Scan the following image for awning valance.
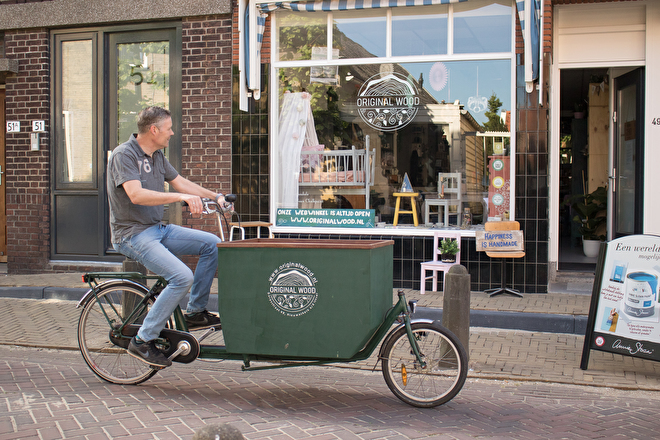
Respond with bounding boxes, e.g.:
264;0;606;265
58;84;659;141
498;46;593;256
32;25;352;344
259;0;467;13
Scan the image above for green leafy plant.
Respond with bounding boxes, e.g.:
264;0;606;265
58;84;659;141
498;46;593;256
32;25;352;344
565;186;607;241
439;238;460;256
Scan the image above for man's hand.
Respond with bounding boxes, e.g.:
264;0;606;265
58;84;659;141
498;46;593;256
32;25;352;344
180;194;204;214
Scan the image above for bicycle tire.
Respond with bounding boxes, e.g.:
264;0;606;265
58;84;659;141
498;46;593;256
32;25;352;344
381;321;467;408
78;282;164;385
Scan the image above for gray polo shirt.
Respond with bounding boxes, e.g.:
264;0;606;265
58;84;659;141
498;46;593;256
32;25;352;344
107;134;179;244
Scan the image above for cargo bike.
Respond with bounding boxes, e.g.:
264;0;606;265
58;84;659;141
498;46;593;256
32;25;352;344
76;198;467;408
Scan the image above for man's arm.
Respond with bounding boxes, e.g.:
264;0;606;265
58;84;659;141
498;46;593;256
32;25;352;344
123;176;223;215
169;175;220;201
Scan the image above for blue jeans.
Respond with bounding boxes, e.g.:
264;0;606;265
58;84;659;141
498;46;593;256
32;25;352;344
114;223;222;341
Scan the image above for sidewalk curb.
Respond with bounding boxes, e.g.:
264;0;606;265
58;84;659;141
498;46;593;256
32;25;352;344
0;286;88;301
0;286;588;335
413;306;588;335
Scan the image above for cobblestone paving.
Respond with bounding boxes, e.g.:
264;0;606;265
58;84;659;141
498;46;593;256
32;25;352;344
2;297;660;391
2;346;659;440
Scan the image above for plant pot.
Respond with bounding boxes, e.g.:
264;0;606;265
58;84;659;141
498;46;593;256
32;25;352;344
583;239;601;258
441;253;456;263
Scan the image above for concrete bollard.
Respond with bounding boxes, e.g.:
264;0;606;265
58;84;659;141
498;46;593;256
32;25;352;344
192;423;246;440
122;257;147;285
121;258;148;313
443;264;470;359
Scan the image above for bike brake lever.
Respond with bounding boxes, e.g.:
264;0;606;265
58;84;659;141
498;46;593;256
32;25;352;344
202;199;234;215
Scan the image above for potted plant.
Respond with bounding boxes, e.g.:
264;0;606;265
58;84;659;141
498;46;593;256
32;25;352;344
439;238;460;263
566;186;607;258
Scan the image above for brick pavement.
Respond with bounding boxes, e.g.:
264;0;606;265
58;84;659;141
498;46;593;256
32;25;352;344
2;345;660;440
1;294;660;392
2;271;660;439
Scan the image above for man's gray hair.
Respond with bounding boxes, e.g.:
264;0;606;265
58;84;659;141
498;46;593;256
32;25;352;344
137;106;172;134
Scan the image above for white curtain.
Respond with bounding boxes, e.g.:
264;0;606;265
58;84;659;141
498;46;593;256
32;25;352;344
278;92;319;208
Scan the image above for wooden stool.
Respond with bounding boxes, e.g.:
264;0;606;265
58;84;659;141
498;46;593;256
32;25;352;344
229;221;273;241
393;192;419;226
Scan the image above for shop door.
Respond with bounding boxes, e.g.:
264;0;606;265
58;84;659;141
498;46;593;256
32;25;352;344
612;68;645;238
0;89;6;261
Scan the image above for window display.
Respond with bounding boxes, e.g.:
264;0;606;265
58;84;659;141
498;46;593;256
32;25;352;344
271;1;513;232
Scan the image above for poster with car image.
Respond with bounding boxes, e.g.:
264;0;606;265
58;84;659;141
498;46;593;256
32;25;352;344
581;235;660;369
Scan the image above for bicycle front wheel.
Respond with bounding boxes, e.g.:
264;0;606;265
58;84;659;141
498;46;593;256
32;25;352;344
381;321;467;408
78;282;161;385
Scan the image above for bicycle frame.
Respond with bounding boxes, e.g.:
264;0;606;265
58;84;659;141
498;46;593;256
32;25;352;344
79;273;188;342
79;273;426;372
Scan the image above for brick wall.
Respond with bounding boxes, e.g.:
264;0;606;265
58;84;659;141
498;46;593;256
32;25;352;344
179;15;234;268
180;15;234;237
3;15;233;273
4;29;50;272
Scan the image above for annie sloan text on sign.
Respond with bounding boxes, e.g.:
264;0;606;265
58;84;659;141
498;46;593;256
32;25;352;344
276;209;375;228
475;230;524;252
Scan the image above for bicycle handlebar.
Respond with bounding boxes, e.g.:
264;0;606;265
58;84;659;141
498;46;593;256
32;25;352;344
182;194;236;214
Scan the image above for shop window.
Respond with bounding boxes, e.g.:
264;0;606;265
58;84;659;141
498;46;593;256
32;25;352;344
392;5;448;57
334;10;386;58
271;1;513;232
277;11;327;62
453;0;512;54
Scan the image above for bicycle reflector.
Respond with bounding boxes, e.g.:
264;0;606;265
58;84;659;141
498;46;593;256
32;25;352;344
401;363;408;386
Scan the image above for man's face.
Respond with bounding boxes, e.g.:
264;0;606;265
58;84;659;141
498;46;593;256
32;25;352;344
152;117;174;149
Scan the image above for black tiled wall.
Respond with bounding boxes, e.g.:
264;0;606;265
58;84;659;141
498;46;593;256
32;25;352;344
231;65;271;223
277;233;547;293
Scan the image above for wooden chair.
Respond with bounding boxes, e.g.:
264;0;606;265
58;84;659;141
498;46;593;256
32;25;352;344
484;221;525;297
424;173;462;226
419;231;461;294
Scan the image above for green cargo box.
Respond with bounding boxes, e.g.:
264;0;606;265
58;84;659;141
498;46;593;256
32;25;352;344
216;238;394;359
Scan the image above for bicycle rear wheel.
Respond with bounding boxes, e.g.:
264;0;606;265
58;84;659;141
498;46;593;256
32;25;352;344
381;321;467;408
78;282;163;385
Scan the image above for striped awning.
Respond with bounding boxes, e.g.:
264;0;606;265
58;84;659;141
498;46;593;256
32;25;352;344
517;0;542;94
239;0;541;111
259;0;467;13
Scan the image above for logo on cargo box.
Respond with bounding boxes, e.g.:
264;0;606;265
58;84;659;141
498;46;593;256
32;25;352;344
268;262;318;317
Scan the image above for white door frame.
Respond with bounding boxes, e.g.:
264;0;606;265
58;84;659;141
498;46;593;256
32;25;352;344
549;2;648;271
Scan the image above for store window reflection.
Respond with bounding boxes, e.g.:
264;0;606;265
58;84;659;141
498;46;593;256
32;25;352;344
454;0;512;54
272;1;513;230
392;6;448;57
277;60;511;227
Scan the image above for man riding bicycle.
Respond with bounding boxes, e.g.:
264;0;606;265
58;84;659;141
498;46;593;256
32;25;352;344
107;106;226;368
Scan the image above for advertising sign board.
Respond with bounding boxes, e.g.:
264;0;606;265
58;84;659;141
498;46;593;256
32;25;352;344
581;235;660;369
